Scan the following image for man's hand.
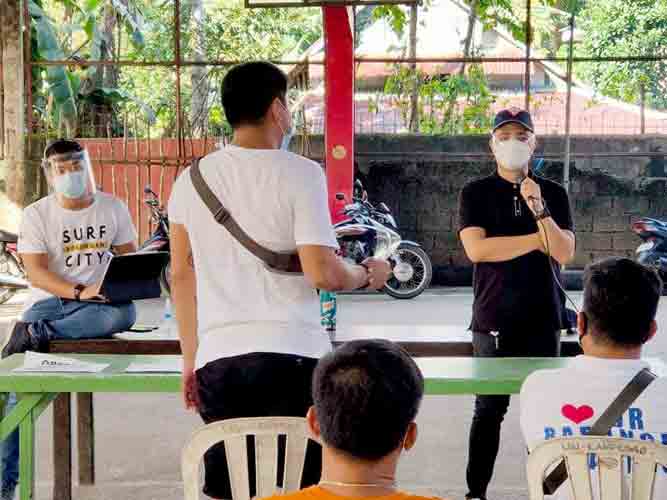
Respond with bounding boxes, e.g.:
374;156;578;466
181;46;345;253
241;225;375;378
362;258;392;290
80;283;105;301
520;178;544;215
182;367;200;411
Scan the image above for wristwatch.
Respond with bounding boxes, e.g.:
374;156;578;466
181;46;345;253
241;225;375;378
74;284;86;302
534;205;551;221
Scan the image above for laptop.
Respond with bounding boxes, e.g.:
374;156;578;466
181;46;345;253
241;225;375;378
84;251;169;303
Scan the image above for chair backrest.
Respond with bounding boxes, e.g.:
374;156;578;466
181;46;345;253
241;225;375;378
527;437;667;500
182;417;311;500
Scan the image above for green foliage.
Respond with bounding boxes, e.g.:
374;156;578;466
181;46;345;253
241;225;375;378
372;5;407;39
186;4;320;61
30;0;79;130
383;63;494;135
574;0;667;109
30;0;322;138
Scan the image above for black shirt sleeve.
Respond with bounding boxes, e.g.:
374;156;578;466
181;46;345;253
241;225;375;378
458;182;486;233
547;185;574;233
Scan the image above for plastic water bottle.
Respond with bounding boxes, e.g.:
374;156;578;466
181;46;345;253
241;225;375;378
162;297;175;337
320;290;337;341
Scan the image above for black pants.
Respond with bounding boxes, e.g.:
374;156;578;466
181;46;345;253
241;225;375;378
196;352;322;500
465;330;560;499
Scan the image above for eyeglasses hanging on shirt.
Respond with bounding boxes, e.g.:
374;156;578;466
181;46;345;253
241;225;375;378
513;183;522;217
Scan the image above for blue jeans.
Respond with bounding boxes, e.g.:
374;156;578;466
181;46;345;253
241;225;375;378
1;298;136;497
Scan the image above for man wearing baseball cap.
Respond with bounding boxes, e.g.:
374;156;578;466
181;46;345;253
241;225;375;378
457;108;575;500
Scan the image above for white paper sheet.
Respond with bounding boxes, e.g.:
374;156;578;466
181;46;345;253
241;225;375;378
125;358;182;373
113;328;177;341
13;351;109;373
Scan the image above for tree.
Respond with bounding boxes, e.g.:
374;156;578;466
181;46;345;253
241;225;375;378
31;0;322;138
30;0;147;136
573;0;667;110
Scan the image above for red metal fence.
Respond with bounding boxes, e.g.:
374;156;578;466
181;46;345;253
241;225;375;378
78;138;221;242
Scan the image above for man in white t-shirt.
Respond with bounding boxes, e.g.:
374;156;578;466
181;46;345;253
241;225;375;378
521;257;667;499
0;139;137;500
168;61;392;499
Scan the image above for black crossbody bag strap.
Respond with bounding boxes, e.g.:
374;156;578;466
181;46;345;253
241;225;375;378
189;158;303;274
542;367;657;494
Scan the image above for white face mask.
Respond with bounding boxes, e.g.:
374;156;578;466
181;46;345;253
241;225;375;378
54;169;88;199
493;138;532;171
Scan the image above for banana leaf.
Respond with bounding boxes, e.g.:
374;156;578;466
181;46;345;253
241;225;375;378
108;0;145;49
29;0;78;124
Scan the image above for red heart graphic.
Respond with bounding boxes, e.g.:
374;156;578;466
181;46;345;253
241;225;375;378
562;404;595;424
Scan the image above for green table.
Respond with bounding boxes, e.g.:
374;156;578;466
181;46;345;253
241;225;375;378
0;354;664;500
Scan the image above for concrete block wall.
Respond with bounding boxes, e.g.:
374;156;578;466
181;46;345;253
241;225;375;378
307;135;667;284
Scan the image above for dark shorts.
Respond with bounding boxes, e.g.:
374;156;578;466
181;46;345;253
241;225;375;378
196;352;321;500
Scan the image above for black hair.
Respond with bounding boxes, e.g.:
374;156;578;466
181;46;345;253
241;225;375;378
312;339;424;461
583;257;662;347
43;139;83;159
221;62;288;128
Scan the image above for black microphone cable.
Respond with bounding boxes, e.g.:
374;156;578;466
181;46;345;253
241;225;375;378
530;196;580;315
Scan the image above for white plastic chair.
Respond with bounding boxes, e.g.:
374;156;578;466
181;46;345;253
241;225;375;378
527;437;667;500
181;417;312;500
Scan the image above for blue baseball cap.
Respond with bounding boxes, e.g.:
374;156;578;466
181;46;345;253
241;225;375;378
493;107;534;133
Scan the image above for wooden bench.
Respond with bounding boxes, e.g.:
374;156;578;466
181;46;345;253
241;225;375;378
46;333;582;500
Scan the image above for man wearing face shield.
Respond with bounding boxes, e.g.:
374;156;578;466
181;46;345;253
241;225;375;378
0;139;137;500
168;62;391;499
457;108;575;500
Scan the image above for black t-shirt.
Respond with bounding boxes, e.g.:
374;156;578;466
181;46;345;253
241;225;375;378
458;172;574;333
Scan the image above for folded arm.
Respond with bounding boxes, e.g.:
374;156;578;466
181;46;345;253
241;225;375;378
535;218;575;266
460;227;544;264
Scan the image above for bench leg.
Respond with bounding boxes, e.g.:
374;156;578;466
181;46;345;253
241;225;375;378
77;393;95;485
52;393;72;500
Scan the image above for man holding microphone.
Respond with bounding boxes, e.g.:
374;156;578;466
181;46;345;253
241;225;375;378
457;108;575;500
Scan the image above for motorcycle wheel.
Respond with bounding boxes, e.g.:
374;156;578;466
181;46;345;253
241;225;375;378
0;253;23;305
160;260;172;296
383;244;432;300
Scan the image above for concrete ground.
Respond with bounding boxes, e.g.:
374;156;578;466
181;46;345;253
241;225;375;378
1;289;666;500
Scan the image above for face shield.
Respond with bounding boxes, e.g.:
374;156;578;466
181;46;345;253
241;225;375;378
43;150;97;201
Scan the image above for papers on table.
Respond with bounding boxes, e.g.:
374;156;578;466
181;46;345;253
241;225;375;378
13;352;109;373
125;357;182;373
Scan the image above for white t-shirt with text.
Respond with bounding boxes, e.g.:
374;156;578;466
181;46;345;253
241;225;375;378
18;192;137;312
520;355;667;499
168;145;337;369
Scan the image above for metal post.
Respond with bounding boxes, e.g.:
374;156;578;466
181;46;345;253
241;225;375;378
640;82;646;135
563;11;575;194
323;6;354;218
174;0;183;158
0;2;4;159
408;3;419;132
524;0;531;110
17;0;26;164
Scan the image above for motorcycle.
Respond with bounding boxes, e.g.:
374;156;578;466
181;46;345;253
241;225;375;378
632;217;667;290
138;185;171;294
335;180;433;299
0;229;29;305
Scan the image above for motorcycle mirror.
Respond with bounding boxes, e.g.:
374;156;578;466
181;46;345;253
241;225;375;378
144;185;153;195
335;193;345;201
